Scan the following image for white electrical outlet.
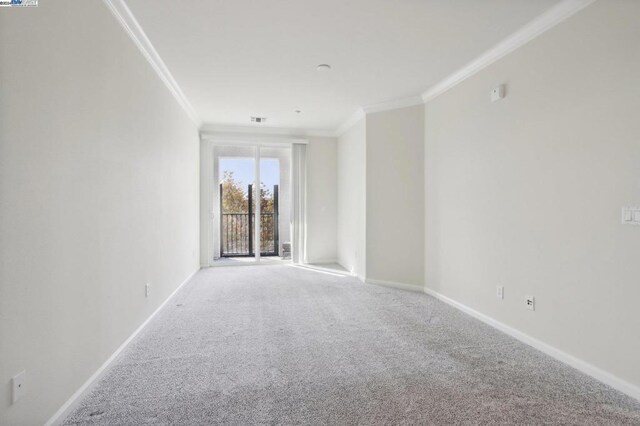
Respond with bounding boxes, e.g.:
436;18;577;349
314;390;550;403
496;286;504;299
526;295;535;311
145;283;151;297
12;371;26;404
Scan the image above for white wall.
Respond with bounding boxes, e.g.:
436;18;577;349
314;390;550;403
337;119;367;277
306;137;338;263
425;0;640;391
200;140;214;266
0;2;200;424
366;106;424;287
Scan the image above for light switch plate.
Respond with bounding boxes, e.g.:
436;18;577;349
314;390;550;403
622;207;640;225
12;371;26;404
491;85;505;102
623;208;633;222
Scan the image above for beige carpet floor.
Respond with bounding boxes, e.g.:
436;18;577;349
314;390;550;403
65;264;640;425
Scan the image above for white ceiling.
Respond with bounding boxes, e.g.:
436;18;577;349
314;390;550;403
125;0;560;132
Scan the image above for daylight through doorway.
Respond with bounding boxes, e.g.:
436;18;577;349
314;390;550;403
212;144;292;264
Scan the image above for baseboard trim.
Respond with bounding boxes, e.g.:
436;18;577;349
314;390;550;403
366;278;424;293
290;263;350;277
333;260;363;280
45;268;201;426
423;286;640;402
305;258;339;265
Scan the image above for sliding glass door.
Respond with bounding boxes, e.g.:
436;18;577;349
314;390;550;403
213;143;291;264
217;145;256;258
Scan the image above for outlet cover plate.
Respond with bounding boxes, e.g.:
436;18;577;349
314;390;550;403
526;295;535;311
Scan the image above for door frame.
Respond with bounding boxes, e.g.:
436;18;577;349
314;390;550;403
200;135;307;267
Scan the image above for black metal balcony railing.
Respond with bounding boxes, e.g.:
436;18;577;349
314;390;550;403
219;184;279;257
220;213;278;256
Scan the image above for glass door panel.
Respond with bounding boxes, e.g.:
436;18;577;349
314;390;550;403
215;145;257;261
259;145;291;259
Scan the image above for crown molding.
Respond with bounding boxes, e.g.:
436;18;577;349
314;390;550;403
200;133;309;145
362;95;424;114
421;0;596;102
334;96;423;137
333;0;596;136
200;123;336;139
105;0;595;137
102;0;201;127
335;108;365;137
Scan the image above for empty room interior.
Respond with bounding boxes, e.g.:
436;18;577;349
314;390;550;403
2;0;640;424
